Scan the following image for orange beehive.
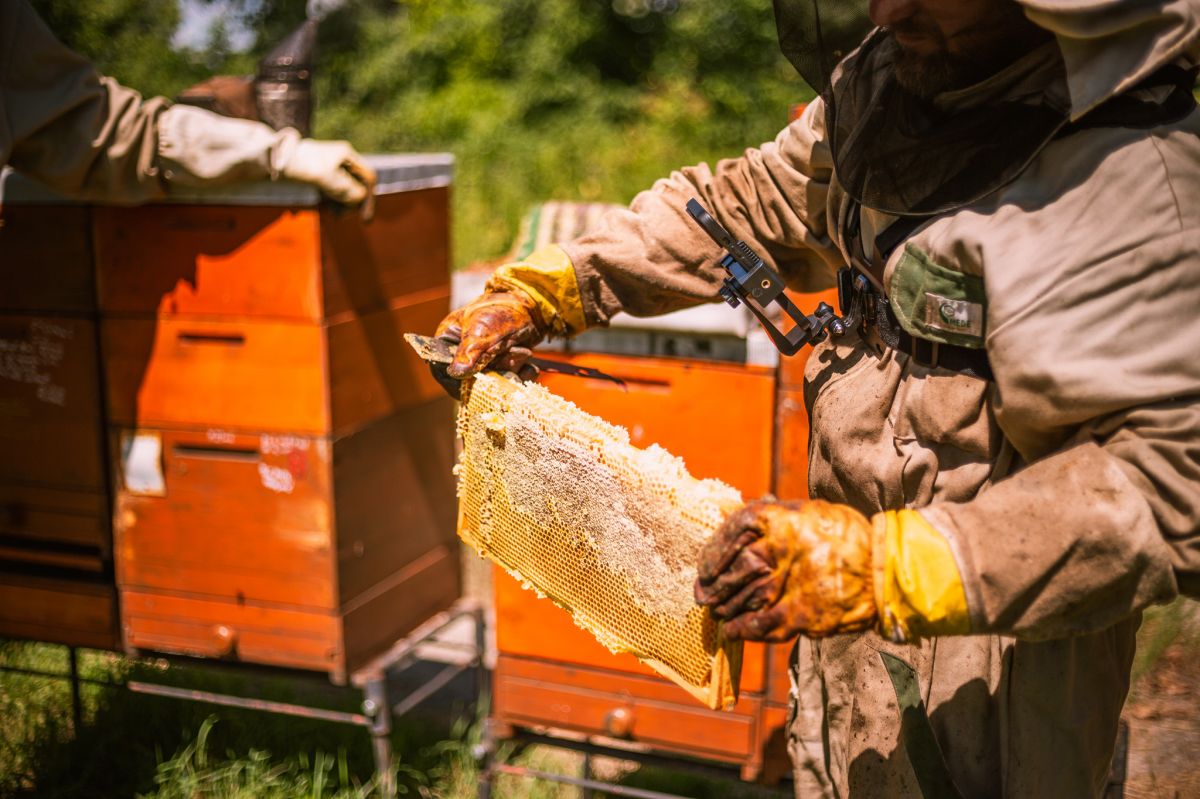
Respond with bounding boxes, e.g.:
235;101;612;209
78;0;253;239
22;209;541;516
1;157;463;683
97;157;460;682
0;185;118;650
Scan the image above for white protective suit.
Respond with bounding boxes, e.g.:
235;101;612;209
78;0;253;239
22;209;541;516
0;0;372;205
466;1;1200;796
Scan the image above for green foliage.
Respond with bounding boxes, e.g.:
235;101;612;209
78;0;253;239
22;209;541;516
0;641;459;798
26;0;214;98
308;0;813;265
0;641;129;796
1131;597;1200;685
143;718;382;799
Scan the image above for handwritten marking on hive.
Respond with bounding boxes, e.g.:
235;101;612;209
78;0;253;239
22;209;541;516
261;434;310;455
206;428;237;445
0;322;73;406
258;462;296;494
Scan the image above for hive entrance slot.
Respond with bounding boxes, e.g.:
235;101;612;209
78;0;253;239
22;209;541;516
172;443;259;462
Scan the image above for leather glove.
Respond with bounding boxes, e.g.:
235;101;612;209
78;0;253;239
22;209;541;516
434;291;547;381
430;245;587;397
278;138;377;215
695;498;877;641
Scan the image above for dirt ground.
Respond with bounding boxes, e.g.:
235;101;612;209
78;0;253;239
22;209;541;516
1122;601;1200;799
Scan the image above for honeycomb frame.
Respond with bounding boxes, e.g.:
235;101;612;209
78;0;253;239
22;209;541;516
455;372;743;710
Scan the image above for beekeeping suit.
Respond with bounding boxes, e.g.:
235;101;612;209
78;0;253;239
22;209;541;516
439;1;1200;796
0;0;373;206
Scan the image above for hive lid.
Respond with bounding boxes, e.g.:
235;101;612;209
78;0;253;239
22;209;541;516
0;152;454;206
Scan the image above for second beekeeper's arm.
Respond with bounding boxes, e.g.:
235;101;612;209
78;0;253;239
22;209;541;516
437;101;844;377
1;0;373;207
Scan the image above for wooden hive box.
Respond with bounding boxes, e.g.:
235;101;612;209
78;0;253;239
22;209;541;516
96;155;461;682
0;179;117;649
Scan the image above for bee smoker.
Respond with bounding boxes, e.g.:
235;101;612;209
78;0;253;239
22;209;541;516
255;19;318;136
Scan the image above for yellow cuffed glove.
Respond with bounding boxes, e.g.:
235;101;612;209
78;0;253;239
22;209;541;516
873;509;972;642
694;499;971;643
484;244;587;339
431;245;587;392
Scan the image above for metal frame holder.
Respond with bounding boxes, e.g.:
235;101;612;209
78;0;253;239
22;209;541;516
476;723;791;799
686;198;841;356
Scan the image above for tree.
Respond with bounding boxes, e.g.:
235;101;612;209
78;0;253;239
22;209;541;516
29;0;873;266
28;0;214;98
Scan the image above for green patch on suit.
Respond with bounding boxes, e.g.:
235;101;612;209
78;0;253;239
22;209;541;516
890;244;987;349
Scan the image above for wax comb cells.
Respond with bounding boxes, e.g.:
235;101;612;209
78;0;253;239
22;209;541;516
455;372;743;710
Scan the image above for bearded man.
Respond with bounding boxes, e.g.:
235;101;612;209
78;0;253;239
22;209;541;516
439;1;1200;795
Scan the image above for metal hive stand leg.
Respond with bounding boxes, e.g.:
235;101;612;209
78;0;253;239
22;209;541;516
68;646;82;732
476;717;499;799
351;599;487;792
361;675;394;797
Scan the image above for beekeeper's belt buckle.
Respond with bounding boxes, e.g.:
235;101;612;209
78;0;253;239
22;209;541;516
907;337;940;369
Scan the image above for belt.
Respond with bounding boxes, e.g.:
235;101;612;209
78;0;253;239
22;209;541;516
843;267;994;381
896;329;993;381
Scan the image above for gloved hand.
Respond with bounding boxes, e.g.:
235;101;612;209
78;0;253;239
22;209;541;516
278;138;377;215
695;499;877;641
429;245;588;397
695;499;974;642
435;290;547;380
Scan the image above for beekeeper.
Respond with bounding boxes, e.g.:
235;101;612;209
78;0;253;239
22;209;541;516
438;0;1200;796
1;0;373;207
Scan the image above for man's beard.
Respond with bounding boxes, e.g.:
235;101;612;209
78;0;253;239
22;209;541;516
887;9;1051;101
891;46;989;100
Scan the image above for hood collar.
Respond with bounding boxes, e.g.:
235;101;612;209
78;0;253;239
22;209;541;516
1019;0;1200;120
931;40;1071;115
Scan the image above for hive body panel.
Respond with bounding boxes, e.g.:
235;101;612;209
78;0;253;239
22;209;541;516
0;158;459;670
457;373;743;709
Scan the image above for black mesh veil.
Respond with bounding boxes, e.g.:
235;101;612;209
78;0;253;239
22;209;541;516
773;0;1072;216
773;0;869;96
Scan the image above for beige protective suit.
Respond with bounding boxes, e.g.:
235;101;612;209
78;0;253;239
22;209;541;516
0;0;370;205
544;3;1200;797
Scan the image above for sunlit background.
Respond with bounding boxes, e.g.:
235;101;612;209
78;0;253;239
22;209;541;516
30;0;829;268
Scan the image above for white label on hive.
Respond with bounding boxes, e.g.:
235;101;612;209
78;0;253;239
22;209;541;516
121;431;166;497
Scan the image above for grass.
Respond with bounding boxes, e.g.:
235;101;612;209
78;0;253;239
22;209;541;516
0;638;490;798
1130;596;1200;686
0;640;773;799
7;600;1195;798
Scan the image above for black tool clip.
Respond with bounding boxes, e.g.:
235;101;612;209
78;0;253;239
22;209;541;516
686;198;857;356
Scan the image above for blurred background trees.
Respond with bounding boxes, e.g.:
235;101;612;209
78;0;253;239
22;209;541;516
29;0;871;266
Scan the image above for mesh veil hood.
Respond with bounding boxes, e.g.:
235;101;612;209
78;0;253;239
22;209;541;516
775;0;1200;215
1019;0;1200;120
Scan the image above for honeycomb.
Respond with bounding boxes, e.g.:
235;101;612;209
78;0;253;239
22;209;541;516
456;372;744;710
